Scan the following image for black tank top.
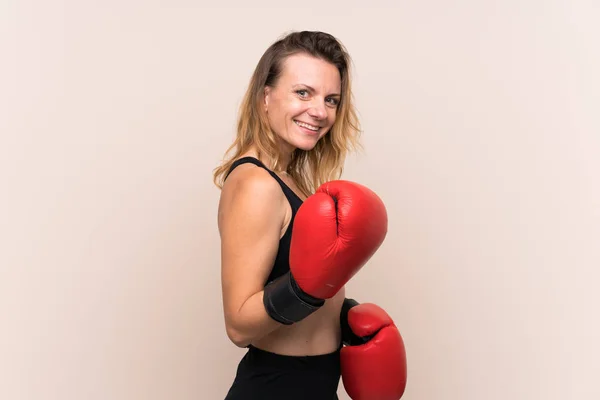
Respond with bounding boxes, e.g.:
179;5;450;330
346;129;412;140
224;156;304;285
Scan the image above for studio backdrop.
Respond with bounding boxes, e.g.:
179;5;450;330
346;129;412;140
1;1;599;399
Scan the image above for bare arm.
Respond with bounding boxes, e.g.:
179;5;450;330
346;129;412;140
217;166;288;347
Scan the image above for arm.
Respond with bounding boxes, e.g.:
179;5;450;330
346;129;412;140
218;166;288;347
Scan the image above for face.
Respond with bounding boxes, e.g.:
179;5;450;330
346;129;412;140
263;53;341;155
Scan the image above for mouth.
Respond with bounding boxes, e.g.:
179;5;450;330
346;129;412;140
294;120;321;133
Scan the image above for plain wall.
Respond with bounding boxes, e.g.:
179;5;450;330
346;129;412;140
1;1;599;399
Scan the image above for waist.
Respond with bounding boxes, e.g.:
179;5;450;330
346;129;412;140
245;343;341;370
251;317;342;356
252;291;345;356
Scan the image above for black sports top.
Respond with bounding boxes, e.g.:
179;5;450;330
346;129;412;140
224;156;304;285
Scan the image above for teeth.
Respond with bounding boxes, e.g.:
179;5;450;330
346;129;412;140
295;120;319;131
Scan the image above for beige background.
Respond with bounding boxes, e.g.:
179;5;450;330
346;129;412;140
1;1;599;399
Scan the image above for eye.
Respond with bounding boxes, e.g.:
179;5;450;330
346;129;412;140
296;89;309;98
326;97;340;107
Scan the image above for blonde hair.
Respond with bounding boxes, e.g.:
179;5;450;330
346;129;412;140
212;31;362;196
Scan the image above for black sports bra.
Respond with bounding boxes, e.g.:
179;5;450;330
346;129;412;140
224;156;304;284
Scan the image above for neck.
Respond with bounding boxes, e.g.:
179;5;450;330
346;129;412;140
277;153;293;173
275;138;294;172
245;145;293;172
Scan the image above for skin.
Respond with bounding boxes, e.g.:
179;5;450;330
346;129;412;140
218;53;347;356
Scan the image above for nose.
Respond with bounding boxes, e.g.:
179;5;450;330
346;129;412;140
307;100;327;120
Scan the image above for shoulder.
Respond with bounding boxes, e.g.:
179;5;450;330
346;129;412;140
221;162;283;203
218;162;286;226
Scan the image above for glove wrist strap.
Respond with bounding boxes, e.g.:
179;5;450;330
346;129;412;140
340;297;370;346
263;272;324;325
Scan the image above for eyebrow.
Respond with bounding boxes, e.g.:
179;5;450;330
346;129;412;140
294;84;341;97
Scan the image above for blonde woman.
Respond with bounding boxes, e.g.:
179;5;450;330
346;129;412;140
214;31;406;400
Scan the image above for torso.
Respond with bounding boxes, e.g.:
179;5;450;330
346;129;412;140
231;153;345;356
252;288;345;356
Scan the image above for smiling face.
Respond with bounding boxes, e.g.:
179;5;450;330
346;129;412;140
263;52;342;156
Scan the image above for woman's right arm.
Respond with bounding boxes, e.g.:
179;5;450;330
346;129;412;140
217;166;288;348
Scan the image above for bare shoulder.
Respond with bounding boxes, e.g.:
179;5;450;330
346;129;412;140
218;163;286;230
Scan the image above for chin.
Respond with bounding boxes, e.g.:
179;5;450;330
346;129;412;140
296;144;318;152
292;137;321;152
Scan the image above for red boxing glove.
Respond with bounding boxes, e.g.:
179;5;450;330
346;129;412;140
290;180;388;299
263;181;388;325
340;301;407;400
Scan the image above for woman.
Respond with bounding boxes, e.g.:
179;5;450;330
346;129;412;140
213;31;362;399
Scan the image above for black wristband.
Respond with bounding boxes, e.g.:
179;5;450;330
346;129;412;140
263;271;325;325
340;297;372;346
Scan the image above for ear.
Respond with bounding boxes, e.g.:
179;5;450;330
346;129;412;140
263;86;271;112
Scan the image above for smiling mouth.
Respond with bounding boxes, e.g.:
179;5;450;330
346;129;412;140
294;120;320;132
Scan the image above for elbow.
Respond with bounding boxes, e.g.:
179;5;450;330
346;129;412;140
226;324;252;348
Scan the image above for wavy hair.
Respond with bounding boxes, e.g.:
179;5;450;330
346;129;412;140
212;30;362;195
